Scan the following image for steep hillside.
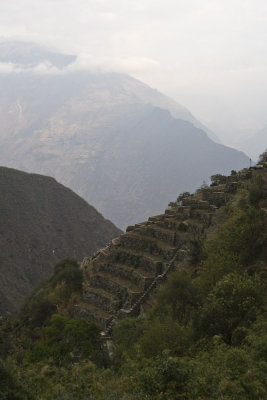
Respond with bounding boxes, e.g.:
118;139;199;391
71;107;249;229
240;125;267;161
0;42;253;230
76;167;255;328
0;72;249;229
1;161;266;400
0;167;121;314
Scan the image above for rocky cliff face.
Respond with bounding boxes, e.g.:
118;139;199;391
0;167;121;314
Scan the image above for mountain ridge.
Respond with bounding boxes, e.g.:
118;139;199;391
0;166;121;314
0;42;250;229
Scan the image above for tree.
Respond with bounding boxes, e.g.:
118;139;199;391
177;192;191;203
50;258;82;291
0;358;32;400
210;174;227;186
156;271;198;323
194;272;264;344
28;314;102;366
258;150;267;163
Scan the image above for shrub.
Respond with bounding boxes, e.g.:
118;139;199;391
50;259;82;291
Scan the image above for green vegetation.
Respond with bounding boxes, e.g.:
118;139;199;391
27;314;102;366
210;173;227;186
0;165;267;399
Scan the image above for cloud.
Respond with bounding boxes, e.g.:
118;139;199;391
67;53;159;74
0;60;63;75
0;62;17;73
0;0;267;141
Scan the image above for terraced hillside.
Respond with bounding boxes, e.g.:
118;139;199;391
76;171;251;330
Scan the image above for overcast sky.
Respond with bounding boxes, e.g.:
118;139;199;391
1;0;267;144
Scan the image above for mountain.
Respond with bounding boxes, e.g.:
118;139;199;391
0;41;217;141
1;162;266;399
0;167;121;314
0;41;250;229
239;125;267;161
72;164;266;329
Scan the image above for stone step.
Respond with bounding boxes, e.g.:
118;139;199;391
89;272;142;306
110;247;165;275
91;262;155;291
164;208;179;216
148;214;165;222
154;218;178;231
120;232;177;258
133;225;177;245
154;217;193;234
126;221;151;232
83;285;121;313
73;302;113;328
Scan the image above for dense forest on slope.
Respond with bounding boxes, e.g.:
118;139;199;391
0;158;267;399
0;167;121;314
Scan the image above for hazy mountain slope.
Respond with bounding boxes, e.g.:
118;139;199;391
240;125;267;161
0;42;250;229
0;73;249;229
0;40;218;142
0;167;121;314
71;107;248;228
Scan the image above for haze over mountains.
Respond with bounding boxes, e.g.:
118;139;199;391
0;42;250;229
0;41;77;69
0;167;121;314
238;126;267;161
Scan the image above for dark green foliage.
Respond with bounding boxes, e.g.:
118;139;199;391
210;173;227;186
50;258;82;290
198;201;267;295
249;174;267;207
18;259;83;331
194;272;264;343
138;318;191;358
27;314;102;366
176;191;191;203
187;340;267;400
0;358;32;400
156;271;198;323
258;150;267;163
21;294;56;329
168;193;192;207
112;318;138;349
216;207;266;265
